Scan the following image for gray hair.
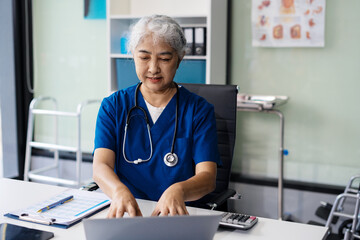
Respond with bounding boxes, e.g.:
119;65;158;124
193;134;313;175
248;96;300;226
128;15;186;58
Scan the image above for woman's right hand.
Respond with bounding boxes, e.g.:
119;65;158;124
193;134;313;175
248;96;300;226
107;188;143;218
93;148;143;218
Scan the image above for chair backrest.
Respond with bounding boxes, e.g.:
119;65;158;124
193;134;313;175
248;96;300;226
180;83;238;205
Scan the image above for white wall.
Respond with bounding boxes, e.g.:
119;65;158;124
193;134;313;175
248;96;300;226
129;0;208;15
0;106;3;178
0;0;19;178
32;0;107;153
230;0;360;186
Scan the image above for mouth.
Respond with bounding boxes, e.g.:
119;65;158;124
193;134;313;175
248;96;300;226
146;76;162;83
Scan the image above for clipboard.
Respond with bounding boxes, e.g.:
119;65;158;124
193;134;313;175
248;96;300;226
4;189;111;229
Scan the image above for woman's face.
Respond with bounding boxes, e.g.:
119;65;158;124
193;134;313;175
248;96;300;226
133;34;181;94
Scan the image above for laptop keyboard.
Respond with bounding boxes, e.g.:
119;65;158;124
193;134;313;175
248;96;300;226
219;212;258;230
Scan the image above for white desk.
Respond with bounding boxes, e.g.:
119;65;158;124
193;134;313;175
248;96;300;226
0;178;329;240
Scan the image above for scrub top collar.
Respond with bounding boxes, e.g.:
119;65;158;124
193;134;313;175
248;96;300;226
135;85;178;132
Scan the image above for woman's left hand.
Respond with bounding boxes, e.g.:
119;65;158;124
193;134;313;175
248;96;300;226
151;184;189;216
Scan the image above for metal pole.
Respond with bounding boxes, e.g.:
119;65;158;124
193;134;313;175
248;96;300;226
24;105;34;181
237;107;285;220
76;111;82;187
268;109;285;221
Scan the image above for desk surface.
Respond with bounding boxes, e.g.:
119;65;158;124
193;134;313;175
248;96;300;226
0;178;328;240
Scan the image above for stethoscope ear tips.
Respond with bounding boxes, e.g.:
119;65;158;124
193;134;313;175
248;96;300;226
164;153;178;167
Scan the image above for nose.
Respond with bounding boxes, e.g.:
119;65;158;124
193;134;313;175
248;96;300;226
148;59;160;74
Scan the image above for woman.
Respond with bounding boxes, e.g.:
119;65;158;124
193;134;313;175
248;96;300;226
93;15;220;218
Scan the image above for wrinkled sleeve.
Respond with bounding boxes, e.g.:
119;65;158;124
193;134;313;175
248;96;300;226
192;99;221;166
94;97;117;152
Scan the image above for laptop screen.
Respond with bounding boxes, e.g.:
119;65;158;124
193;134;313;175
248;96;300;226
83;214;222;240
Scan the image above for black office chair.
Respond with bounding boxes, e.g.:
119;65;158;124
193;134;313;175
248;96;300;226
83;83;238;211
180;83;238;211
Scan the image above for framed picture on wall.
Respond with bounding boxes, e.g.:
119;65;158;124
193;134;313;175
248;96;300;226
252;0;325;47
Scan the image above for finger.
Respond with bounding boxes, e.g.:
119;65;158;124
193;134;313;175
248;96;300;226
136;207;143;217
127;205;137;217
169;206;177;216
151;211;157;216
151;208;160;216
132;202;143;216
176;206;187;215
107;206;116;218
115;209;125;218
179;204;189;215
184;206;189;215
107;209;115;218
161;208;169;216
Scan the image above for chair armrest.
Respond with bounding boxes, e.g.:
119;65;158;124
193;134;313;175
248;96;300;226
206;188;237;210
80;182;99;191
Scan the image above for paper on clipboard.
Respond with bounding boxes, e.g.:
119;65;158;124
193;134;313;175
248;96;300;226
5;189;110;228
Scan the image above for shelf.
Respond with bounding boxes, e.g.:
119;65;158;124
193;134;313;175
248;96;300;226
109;17;207;30
29;142;78;152
107;0;228;92
110;54;207;60
183;55;207;60
109;15;208;20
110;54;132;58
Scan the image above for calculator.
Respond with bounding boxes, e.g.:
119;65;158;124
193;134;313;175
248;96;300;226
219;212;258;230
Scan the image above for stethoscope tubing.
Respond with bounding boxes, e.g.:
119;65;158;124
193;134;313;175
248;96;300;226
123;121;153;164
122;82;179;166
171;83;179;154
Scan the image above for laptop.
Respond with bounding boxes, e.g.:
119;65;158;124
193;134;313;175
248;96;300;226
83;214;222;240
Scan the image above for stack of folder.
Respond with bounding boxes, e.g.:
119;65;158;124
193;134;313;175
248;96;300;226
183;27;206;56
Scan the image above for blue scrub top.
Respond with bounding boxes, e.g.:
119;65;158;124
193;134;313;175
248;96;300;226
94;84;221;201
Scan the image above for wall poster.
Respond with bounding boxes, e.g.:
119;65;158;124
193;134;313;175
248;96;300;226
252;0;326;47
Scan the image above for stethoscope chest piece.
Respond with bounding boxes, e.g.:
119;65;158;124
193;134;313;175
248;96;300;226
164;152;178;167
124;82;180;167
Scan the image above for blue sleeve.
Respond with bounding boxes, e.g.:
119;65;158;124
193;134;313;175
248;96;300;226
94;97;117;152
192;99;221;166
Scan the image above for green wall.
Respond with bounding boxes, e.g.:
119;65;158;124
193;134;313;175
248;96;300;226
33;0;107;152
230;0;360;186
32;0;360;186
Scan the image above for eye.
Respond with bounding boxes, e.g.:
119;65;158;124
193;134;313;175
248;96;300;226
161;58;171;62
139;56;149;60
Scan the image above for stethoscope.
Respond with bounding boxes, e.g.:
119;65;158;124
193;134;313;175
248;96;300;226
122;82;179;167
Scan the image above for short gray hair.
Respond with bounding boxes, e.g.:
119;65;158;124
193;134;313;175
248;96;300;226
128;15;186;58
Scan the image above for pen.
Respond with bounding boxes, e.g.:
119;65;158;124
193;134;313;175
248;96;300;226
37;195;74;213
